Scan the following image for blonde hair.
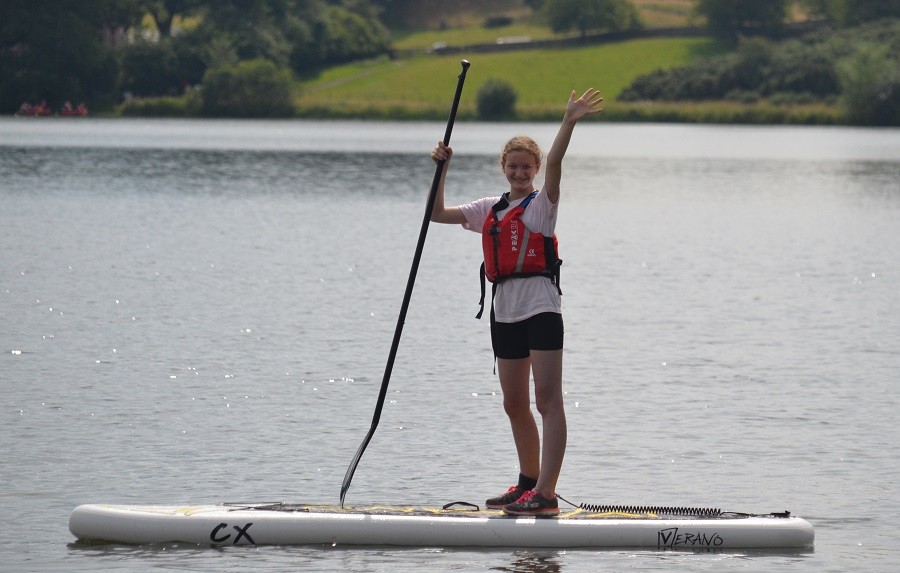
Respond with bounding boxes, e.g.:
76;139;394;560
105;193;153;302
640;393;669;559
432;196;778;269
500;135;542;168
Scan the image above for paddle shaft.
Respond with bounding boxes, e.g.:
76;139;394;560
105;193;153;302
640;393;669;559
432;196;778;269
340;60;470;506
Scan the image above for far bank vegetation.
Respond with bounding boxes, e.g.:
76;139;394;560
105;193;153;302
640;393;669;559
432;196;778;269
5;1;899;125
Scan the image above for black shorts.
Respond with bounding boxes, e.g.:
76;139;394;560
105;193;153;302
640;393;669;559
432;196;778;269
491;312;564;360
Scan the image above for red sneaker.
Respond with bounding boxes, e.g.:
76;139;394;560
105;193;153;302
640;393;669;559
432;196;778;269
485;485;527;509
502;490;559;517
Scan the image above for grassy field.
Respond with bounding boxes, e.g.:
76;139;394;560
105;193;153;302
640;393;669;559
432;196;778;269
295;37;727;120
390;0;697;50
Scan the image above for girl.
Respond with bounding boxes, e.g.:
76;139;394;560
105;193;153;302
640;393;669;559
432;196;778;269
430;88;603;516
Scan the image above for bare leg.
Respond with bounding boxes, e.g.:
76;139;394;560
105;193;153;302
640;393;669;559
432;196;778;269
531;349;565;497
497;357;540;481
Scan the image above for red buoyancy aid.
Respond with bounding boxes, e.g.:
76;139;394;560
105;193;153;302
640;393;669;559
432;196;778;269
476;191;561;319
482;191;560;282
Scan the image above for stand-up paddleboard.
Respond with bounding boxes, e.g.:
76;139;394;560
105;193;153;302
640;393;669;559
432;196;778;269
69;502;814;549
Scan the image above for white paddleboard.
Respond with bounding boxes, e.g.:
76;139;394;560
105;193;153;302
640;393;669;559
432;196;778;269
69;503;814;549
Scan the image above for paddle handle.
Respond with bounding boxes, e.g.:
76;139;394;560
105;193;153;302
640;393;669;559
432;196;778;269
340;60;470;507
443;60;470;145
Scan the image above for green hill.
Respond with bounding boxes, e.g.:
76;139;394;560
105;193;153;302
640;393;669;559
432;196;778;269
295;37;724;120
291;35;840;124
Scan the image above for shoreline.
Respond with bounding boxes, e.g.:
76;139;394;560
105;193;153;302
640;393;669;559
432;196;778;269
7;97;847;126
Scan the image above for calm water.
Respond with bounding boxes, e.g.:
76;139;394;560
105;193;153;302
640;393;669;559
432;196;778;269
1;118;899;572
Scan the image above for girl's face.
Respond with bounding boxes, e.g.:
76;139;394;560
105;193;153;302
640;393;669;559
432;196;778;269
502;150;540;195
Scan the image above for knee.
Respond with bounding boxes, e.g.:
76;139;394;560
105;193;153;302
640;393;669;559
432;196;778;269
503;396;531;420
534;390;564;418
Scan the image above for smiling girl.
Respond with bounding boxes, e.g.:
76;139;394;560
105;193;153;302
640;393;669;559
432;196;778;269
429;88;603;516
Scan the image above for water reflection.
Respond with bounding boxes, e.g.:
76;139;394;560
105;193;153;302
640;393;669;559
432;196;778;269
492;550;562;573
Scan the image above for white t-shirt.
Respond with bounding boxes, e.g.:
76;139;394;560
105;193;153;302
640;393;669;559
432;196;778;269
458;188;561;323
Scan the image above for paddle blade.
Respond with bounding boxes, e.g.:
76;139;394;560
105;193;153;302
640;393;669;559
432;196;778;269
340;429;374;507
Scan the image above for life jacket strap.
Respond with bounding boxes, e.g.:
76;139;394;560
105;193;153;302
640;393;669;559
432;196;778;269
476;262;487;319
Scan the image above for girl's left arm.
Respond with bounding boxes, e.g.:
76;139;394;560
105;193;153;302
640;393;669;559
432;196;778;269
543;88;604;203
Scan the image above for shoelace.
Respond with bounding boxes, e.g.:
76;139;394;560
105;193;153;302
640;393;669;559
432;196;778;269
516;490;539;504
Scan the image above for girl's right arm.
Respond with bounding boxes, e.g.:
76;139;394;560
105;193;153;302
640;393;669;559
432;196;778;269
429;141;468;224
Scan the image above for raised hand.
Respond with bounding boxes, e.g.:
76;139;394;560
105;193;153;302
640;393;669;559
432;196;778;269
565;88;604;122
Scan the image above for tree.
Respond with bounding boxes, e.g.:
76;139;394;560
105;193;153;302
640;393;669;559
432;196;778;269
844;0;900;23
193;0;389;74
0;0;391;113
477;78;518;120
119;40;179;96
196;0;292;67
141;0;205;38
542;0;641;39
0;0;141;112
320;5;391;66
801;0;900;26
838;44;900;125
694;0;789;42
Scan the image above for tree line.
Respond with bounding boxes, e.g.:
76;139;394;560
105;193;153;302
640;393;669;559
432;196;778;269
1;0;391;113
619;19;900;125
2;0;899;118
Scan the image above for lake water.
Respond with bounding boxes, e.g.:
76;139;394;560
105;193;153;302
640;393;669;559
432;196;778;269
1;118;898;571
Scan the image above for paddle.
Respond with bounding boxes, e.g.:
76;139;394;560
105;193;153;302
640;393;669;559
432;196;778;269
340;60;471;507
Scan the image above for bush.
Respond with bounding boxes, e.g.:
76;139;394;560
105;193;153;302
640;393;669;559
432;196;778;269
767;50;838;97
733;37;773;90
484;16;514;28
838;44;900;125
201;59;295;118
476;78;518;120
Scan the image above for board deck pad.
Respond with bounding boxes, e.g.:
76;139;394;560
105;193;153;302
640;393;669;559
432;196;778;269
69;502;815;549
221;502;749;520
